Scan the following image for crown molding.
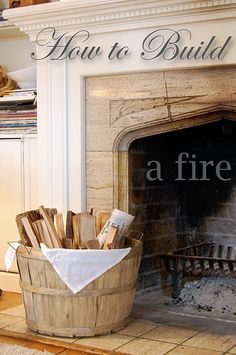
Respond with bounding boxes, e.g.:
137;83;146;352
3;0;236;40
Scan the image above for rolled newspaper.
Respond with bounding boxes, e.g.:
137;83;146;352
97;209;135;248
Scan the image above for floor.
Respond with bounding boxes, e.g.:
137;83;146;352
0;291;236;355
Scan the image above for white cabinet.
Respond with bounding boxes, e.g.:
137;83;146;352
0;21;38;291
0;12;39;291
0;135;37;291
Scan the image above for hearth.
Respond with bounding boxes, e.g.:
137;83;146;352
129;119;236;293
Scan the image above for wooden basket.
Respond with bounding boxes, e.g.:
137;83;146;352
16;238;142;337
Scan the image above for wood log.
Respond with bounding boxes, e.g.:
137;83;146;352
96;212;111;235
34;220;46;246
21;217;40;249
63;237;73;249
86;239;100;249
73;212;101;248
103;226;120;250
39;206;62;248
31;221;41;243
36;219;54;248
16;208;57;246
80;213;96;245
54;213;66;243
118;235;125;249
66;211;75;240
72;214;80;249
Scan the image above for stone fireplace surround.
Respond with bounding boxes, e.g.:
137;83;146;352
85;68;236;291
3;1;236;291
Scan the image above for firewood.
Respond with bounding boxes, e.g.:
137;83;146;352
103;225;120;250
80;212;96;245
96;212;111;235
35;219;54;248
63;237;73;249
66;210;75;240
72;214;80;248
86;239;100;249
34;220;45;245
118;235;125;248
54;213;66;242
62;211;67;231
16;209;57;245
21;217;40;249
32;221;42;243
73;212;97;248
107;242;115;249
107;235;125;249
39;206;62;248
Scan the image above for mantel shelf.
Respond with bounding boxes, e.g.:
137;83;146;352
3;0;236;41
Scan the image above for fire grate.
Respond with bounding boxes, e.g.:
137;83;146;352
159;242;236;299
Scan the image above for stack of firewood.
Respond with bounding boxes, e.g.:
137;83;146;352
16;206;126;250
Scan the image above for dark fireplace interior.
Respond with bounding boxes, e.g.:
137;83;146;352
129;119;236;293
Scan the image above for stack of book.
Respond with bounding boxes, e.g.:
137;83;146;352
0;88;37;133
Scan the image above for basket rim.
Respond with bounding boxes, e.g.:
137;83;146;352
16;237;143;261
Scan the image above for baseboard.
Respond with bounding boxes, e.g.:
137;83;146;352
0;272;21;293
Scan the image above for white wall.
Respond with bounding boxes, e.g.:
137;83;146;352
0;38;35;71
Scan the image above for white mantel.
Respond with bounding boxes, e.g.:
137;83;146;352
3;0;236;212
3;0;236;39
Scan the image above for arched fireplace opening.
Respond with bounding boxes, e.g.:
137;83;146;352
129;118;236;293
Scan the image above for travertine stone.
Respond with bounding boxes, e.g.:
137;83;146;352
86;152;114;211
87;187;114;212
86;66;236;214
164;67;236;119
87;152;113;189
86;66;236;238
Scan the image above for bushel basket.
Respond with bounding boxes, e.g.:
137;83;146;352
16;237;142;337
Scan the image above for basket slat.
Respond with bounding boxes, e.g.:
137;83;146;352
17;238;142;337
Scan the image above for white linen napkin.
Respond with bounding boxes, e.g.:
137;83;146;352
40;243;131;294
5;241;21;271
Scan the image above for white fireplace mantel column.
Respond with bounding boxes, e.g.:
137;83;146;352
3;0;236;211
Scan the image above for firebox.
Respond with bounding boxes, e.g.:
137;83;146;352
129;119;236;293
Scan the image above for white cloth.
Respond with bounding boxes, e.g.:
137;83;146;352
40;243;131;294
5;241;21;271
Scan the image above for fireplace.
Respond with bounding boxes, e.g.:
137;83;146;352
3;0;236;295
129;118;236;292
82;66;236;292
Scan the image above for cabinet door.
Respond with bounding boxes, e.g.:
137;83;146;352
0;138;24;272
